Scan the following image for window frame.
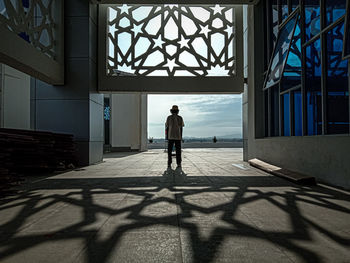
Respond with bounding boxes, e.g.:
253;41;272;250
263;8;300;91
97;4;244;93
342;0;350;60
264;0;350;137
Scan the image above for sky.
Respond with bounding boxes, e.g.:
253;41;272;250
147;94;242;139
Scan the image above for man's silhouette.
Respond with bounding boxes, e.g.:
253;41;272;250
166;105;184;168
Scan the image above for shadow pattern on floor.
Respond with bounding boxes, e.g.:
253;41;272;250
0;168;350;263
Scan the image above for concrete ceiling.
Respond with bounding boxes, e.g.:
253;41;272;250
91;0;259;4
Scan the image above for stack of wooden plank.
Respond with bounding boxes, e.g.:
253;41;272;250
52;133;76;168
0;128;77;194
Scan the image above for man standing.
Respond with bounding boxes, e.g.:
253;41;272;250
166;105;184;168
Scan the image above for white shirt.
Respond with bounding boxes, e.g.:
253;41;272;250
166;114;184;140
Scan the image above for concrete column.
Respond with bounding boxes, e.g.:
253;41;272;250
110;93;147;152
31;1;103;165
246;2;266;161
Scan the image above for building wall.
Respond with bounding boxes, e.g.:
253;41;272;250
31;1;103;166
0;64;30;130
110;93;147;151
245;3;350;189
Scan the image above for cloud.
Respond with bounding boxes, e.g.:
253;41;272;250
148;94;242;138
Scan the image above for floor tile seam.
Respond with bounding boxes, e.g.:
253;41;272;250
184;152;234;201
175;193;185;263
185;152;295;262
69;195;131;263
233;205;296;263
189;153;246;176
143;155;161;176
183;152;210;178
17;201;70;233
116;156;155;174
69;231;99;263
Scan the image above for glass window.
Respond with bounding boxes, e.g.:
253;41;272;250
281;18;301;91
265;14;298;89
271;86;280;136
326;22;349;134
272;1;279;45
282;0;289;21
293;90;303;136
306;38;323;135
305;0;321;42
343;2;350;58
282;93;291;136
325;0;346;26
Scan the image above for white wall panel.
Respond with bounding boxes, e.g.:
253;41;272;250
1;65;30;129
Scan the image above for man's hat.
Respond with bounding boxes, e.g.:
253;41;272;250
171;105;179;111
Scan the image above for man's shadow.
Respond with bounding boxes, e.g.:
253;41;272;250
163;166;187;180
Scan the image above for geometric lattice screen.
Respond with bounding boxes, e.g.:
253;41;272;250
0;0;56;59
107;4;236;77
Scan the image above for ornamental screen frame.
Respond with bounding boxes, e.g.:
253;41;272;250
0;0;58;60
0;0;64;84
107;4;236;77
98;4;244;93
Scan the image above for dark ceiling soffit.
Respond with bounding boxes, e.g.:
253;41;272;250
98;77;244;94
90;0;260;4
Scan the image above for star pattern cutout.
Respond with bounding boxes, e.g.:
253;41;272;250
153;35;165;48
179;35;190;48
224;25;234;36
107;5;236;77
164;58;177;72
131;23;144;36
118;4;131;14
109;25;118;36
210;4;225;15
200;25;210;38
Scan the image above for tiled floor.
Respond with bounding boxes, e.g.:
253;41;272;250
0;148;350;263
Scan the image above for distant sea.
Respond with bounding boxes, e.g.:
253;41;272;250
148;138;243;149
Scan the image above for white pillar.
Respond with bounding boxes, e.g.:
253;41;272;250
0;64;30;130
110;93;147;151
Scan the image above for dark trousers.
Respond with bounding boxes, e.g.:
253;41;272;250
168;140;182;165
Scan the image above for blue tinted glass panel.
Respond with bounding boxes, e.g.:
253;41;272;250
104;106;111;120
281;19;301;91
265;14;298;89
22;0;29;8
325;0;346;26
272;3;279;45
305;0;320;42
306;38;323;135
326;22;349;134
282;93;291;136
271;86;280;136
282;0;289;21
18;32;30;43
294;90;302;136
344;3;350;58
